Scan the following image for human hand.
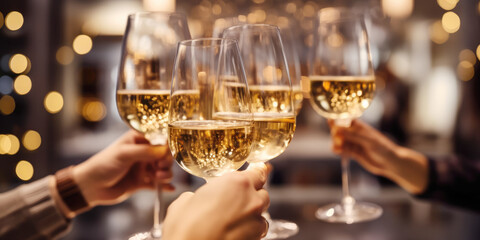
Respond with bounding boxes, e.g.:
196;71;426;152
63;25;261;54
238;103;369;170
162;164;271;240
72;130;173;208
329;119;428;194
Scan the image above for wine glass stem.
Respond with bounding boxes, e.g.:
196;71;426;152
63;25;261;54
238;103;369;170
151;180;163;239
341;156;355;214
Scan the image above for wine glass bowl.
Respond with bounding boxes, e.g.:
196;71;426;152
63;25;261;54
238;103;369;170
309;7;382;224
168;38;254;180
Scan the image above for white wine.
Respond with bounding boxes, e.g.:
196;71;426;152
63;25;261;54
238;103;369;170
309;76;375;120
168;120;253;178
117;89;170;144
169;90;200;121
292;86;303;115
248;113;296;163
249;85;294;113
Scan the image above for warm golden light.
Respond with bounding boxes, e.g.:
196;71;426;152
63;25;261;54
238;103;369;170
430;20;449;44
56;46;74;65
7;134;19;155
14;75;32;95
0;135;10;154
442;11;460;33
9;54;30;74
0;12;4;29
382;0;414;19
0;95;15;115
459;49;477;65
286;3;297;14
212;4;222;15
457;60;475;81
44;91;64;114
5;11;23;31
16;160;34;181
82;100;107;122
23;130;41;151
477;44;480;62
73;35;93;55
437;0;459;10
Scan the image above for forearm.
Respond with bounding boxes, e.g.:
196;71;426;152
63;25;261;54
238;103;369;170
0;176;72;239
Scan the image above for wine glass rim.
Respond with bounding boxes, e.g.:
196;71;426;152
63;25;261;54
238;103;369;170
178;38;238;47
224;23;280;32
128;11;186;19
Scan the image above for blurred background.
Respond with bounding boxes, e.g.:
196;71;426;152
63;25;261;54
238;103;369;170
1;0;480;239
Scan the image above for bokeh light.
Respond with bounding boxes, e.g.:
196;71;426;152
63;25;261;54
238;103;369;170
477;44;480;62
22;130;41;151
0;75;14;95
459;49;477;65
56;46;74;65
7;134;20;155
9;54;30;74
437;0;458;11
0;95;15;115
14;75;32;95
457;60;475;81
82;100;107;122
73;34;93;55
442;11;460;33
16;160;34;181
44;91;64;114
5;11;23;31
0;11;4;29
430;20;449;44
0;135;10;154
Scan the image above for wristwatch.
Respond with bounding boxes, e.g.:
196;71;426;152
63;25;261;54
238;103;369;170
55;166;89;212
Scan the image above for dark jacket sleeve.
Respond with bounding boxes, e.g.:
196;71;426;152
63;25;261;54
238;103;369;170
415;155;480;212
0;176;72;240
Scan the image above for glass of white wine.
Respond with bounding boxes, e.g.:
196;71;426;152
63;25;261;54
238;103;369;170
168;38;253;181
116;12;190;240
223;24;297;240
308;7;382;224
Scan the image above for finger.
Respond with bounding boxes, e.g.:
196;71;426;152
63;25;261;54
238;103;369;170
225;216;268;240
243;163;268;190
118;144;169;164
157;153;173;169
257;189;270;213
162;183;175;192
155;169;173;183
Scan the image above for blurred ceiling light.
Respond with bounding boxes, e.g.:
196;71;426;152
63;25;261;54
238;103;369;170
73;35;93;55
442;11;460;33
0;12;4;29
457;60;474;81
14;75;32;95
7;134;19;155
437;0;458;11
82;1;143;36
82;100;107;122
381;0;414;19
16;160;34;181
254;9;267;23
143;0;175;11
303;3;316;17
5;11;23;31
44;91;64;114
476;44;480;62
56;46;74;65
0;75;13;95
23;130;41;151
459;49;477;65
9;54;30;74
212;4;222;15
0;135;10;154
252;0;265;3
0;95;15;115
238;15;247;22
430;20;449;44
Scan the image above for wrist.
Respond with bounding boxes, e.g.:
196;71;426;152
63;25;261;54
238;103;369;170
49;176;75;219
390;146;429;194
54;166;91;217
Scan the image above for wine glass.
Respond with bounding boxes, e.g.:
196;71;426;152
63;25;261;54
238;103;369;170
168;38;253;181
223;24;298;239
280;27;303;115
116;12;190;239
308;7;382;224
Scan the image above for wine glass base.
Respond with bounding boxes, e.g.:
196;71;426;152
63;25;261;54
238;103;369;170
263;219;299;240
315;202;382;224
128;230;162;240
